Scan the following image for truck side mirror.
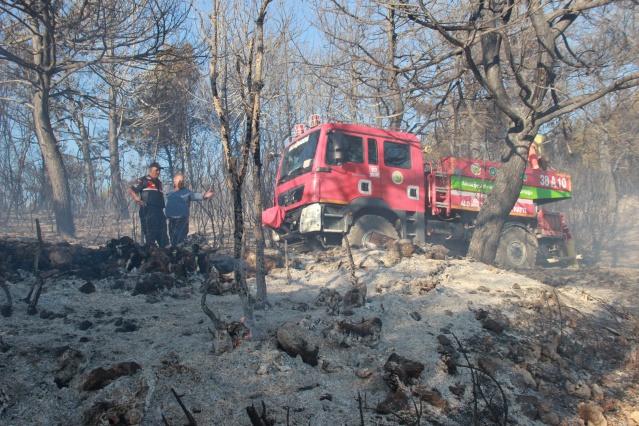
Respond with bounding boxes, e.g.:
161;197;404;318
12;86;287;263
267;151;280;162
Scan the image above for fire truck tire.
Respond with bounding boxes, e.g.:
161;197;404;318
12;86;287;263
345;215;399;248
495;225;538;269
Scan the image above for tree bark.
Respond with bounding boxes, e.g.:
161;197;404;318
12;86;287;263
27;2;75;237
250;0;271;309
467;132;532;263
231;184;256;326
206;0;272;326
108;84;130;220
252;133;268;309
33;85;76;237
209;25;255;326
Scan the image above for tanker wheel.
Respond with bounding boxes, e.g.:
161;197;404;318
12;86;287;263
345;215;399;248
495;225;538;269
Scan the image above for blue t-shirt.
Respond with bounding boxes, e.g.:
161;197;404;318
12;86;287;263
165;188;204;218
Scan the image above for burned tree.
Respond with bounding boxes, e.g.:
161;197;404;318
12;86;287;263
388;0;639;264
203;0;273;333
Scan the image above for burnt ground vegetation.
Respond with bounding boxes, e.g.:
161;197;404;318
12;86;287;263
0;236;639;425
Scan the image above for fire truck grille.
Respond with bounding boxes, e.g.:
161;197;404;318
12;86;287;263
278;185;305;207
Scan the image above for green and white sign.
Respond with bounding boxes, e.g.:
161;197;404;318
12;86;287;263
450;176;571;200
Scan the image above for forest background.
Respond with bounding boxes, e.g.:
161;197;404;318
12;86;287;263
1;0;638;270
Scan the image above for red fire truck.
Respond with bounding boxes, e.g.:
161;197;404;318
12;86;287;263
262;120;574;268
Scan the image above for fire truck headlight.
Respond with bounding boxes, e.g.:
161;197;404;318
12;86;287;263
299;203;322;233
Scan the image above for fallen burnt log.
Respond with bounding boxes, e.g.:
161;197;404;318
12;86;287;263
276;322;319;366
338;317;382;337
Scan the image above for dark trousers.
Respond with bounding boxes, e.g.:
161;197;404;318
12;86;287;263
168;216;189;246
139;205;168;247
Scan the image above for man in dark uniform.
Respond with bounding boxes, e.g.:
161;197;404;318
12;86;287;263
128;162;169;247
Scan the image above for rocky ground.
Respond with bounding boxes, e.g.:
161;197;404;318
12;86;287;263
1;225;639;426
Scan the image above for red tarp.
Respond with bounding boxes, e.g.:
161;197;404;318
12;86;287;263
262;206;286;229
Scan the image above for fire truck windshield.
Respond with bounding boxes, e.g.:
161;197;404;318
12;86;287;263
278;130;320;185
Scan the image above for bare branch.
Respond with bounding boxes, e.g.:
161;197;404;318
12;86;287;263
538;72;639;124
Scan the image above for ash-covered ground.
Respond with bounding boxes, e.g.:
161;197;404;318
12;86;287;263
1;228;639;426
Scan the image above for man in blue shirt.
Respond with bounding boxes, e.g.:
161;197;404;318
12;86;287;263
165;174;214;246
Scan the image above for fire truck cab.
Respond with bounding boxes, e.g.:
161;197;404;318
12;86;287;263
263;122;425;247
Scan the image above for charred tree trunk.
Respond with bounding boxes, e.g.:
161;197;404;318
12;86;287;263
464;30;534;265
249;3;270;310
108;84;130;220
206;0;272;330
27;2;75;237
467;132;532;263
33;86;76;237
252;138;268;309
231;183;255;326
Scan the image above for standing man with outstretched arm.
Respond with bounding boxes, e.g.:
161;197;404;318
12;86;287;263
128;162;169;247
165;174;214;246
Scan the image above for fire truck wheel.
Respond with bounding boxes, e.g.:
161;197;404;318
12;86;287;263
345;215;399;248
495;225;538;269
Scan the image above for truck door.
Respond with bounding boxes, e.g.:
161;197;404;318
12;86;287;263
380;140;419;212
324;131;369;202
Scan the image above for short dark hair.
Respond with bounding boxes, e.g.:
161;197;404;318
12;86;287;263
149;161;163;170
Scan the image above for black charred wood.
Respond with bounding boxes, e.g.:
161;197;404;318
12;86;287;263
246;401;275;426
170;387;197;426
383;353;425;390
338;317;382;337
